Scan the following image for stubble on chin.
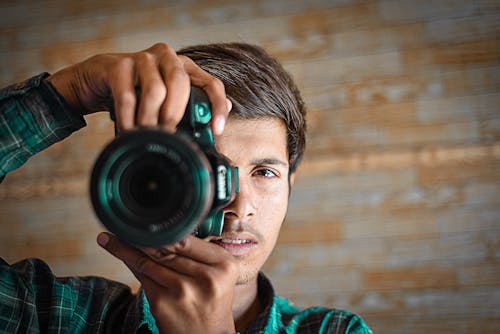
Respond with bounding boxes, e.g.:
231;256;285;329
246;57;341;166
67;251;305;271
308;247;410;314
234;259;260;286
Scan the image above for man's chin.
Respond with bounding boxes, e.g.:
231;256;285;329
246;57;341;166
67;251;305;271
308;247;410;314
234;263;260;286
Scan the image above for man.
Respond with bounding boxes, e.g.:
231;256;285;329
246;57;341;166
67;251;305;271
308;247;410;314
0;42;371;333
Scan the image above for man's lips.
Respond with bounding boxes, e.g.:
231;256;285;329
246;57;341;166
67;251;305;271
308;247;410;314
209;233;258;255
210;232;258;243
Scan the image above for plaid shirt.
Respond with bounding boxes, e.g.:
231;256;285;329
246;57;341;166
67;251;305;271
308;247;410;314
0;72;86;182
0;258;157;333
0;74;372;333
246;275;371;334
1;258;371;334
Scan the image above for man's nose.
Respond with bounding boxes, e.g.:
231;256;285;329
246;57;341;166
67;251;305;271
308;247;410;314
223;178;256;219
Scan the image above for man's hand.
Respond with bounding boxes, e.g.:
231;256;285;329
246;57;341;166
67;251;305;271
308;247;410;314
97;232;238;334
46;42;231;134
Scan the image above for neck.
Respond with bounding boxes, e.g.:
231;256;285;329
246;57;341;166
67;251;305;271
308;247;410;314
232;276;262;332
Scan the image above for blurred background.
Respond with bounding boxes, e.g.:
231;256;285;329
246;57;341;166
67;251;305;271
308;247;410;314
0;0;499;333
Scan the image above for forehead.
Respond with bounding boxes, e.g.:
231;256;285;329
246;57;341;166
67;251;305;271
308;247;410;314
215;117;288;164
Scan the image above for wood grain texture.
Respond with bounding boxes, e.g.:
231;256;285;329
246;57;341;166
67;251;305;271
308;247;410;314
0;1;499;333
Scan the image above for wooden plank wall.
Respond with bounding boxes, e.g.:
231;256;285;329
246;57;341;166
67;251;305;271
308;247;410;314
0;1;499;332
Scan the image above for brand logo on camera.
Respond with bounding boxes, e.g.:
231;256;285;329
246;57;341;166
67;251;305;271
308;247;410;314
217;165;227;200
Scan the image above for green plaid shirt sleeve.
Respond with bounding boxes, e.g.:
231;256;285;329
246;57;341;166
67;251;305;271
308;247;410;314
0;72;86;181
0;257;157;333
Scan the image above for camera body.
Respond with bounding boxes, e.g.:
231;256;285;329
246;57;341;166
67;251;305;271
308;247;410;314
90;87;238;247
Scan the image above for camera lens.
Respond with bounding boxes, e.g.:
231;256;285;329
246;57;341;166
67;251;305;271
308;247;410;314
120;153;185;220
90;129;214;247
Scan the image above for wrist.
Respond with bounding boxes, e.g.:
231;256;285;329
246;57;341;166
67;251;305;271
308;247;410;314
46;66;85;116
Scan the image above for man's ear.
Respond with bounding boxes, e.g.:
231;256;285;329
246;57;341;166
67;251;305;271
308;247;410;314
289;172;296;187
288;172;296;198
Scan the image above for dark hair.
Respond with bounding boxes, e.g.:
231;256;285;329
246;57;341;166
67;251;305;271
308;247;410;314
178;43;306;173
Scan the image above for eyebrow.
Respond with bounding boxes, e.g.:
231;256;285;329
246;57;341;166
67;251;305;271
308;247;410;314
250;158;288;167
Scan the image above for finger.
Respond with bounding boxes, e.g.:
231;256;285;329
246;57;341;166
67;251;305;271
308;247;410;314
157;55;191;131
127;265;162;294
98;233;211;298
181;56;231;135
142;245;215;278
127;262;175;300
127;263;193;307
154;235;232;266
135;52;167;127
97;232;189;285
109;58;136;131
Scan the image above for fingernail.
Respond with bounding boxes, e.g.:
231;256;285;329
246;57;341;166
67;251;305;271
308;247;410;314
97;233;109;247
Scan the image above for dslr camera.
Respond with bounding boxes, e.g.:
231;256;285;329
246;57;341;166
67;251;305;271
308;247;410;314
90;87;238;247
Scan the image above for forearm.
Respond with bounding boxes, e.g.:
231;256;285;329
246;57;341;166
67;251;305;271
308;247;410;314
0;73;86;180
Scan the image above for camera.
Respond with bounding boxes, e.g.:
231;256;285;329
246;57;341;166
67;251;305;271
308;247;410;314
90;87;238;247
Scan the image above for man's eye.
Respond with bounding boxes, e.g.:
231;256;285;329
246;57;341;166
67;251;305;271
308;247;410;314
255;168;278;178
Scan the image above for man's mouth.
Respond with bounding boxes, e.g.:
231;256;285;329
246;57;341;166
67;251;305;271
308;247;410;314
216;238;253;244
210;234;258;255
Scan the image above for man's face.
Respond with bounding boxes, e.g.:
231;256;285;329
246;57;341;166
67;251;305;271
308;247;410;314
210;117;293;285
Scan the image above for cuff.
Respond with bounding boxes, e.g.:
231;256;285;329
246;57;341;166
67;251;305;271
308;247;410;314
139;290;160;334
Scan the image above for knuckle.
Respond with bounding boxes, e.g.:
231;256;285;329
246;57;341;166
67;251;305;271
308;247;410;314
113;56;133;71
203;273;227;298
197;268;218;292
151;42;174;55
133;256;151;274
135;50;155;65
169;65;189;82
207;76;224;90
109;57;133;79
143;82;167;101
115;90;136;107
176;55;192;68
171;280;190;300
177;55;189;63
198;268;214;283
205;279;219;295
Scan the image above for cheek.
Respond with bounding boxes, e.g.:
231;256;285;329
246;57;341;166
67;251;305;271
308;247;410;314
257;189;288;235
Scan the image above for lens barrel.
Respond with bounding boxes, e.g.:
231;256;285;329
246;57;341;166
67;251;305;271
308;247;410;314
90;129;214;247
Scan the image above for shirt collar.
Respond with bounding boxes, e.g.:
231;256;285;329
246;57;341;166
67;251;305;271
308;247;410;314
240;272;277;334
